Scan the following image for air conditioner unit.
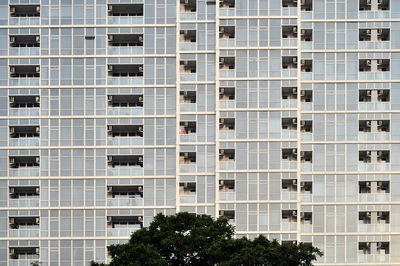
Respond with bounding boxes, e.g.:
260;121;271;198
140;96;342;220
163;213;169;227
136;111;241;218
107;186;113;193
35;96;40;103
184;152;189;157
107;156;113;163
366;90;372;96
138;96;143;102
377;29;383;34
138;126;143;132
10;7;16;15
300;151;305;157
220;118;225;123
377;242;382;248
378;120;383;126
366;181;371;187
107;125;113;131
36;157;40;164
219;180;224;185
220;58;225;64
292;57;297;63
377;0;382;3
185;0;189;4
36;66;40;73
366;29;371;34
108;35;113;41
292;27;297;33
301;60;305;65
301;29;305;34
10;127;15;133
300;181;305;187
300;90;305;96
378;90;384;96
377;151;383;157
292;118;297;124
366;211;371;217
184;121;189;126
366;60;371;66
36;127;40;133
36;36;40;42
300;212;305;218
10;66;15;74
108;95;113;101
377;211;383;217
138;66;143;72
220;27;225;34
138;186;143;192
292;148;297;155
9;248;15;255
138;216;143;222
35;217;40;224
366;121;371;127
10;157;15;164
300;120;305;126
10;96;15;103
377;181;383;187
107;216;112;223
10;36;15;43
9;187;15;194
9;217;15;224
108;65;113;71
138;156;143;162
292;210;297;216
292;179;297;185
108;5;113;11
138;35;143;42
366;151;372;156
36;6;40;13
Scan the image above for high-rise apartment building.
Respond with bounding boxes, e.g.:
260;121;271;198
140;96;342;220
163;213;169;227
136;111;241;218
1;0;400;264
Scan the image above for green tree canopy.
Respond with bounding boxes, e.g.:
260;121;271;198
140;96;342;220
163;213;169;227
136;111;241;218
92;212;322;266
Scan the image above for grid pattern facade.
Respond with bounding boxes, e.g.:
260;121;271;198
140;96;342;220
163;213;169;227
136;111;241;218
2;0;400;265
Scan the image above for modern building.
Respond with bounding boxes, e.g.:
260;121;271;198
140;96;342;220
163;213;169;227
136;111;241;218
1;0;400;265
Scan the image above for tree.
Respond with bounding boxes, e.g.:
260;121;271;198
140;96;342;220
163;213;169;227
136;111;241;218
91;212;322;266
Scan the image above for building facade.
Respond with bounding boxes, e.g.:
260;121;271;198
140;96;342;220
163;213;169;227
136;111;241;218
1;0;400;264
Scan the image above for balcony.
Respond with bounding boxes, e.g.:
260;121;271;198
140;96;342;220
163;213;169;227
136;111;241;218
359;150;390;171
359;120;390;141
108;34;143;55
9;216;40;237
300;120;313;141
282;148;298;169
180;121;196;142
10;65;40;79
359;211;390;232
219;57;235;78
9;186;40;208
179;152;196;173
107;4;143;24
9;95;40;116
107;155;143;176
180;0;196;20
9;247;39;260
219;210;235;225
107;125;143;146
180;30;196;50
180;60;197;81
219;180;235;201
219;118;235;139
219;87;235;108
282;210;297;231
359;89;390;111
282;56;297;77
108;65;143;85
359;59;390;80
179;182;196;203
9;5;40;25
300;181;312;202
281;179;297;201
219;149;235;170
107;216;143;237
282;117;297;139
282;87;297;108
107;95;143;115
107;185;143;206
180;91;196;112
300;212;313;233
219;26;235;47
9;125;40;147
358;242;389;263
9;156;40;177
359;181;390;202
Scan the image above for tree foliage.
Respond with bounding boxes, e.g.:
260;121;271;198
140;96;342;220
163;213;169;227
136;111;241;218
92;212;322;266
